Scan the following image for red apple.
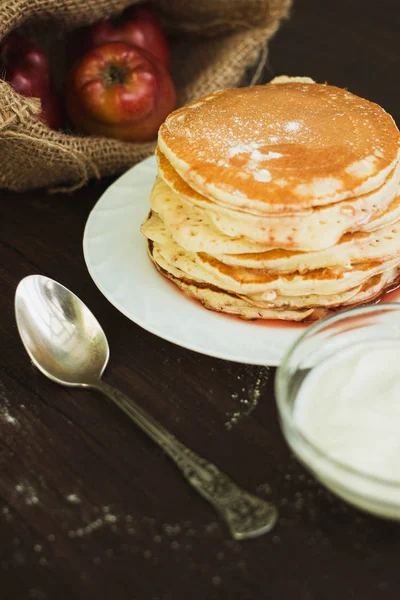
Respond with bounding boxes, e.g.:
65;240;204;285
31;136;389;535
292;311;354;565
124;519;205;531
0;32;62;129
82;6;170;69
65;42;176;142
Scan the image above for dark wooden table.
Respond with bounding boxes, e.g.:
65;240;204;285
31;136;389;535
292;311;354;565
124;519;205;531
1;1;400;598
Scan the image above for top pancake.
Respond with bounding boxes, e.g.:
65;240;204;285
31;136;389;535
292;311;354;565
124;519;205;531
158;83;400;213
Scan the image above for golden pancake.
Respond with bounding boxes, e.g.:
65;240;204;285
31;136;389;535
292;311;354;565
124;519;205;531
146;178;274;254
243;270;399;309
362;193;400;231
148;241;316;321
154;161;400;251
142;209;274;255
143;200;400;274
214;218;400;272
153;234;400;297
158;84;400;213
149;241;400;317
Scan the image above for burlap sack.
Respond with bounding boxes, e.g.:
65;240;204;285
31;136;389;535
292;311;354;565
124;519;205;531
0;0;291;192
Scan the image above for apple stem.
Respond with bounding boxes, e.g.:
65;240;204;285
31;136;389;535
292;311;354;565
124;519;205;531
104;64;128;87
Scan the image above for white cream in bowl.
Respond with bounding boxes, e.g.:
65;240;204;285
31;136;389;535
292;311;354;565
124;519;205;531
291;339;400;518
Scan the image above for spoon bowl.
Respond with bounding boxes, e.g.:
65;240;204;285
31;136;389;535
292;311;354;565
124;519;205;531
15;275;109;386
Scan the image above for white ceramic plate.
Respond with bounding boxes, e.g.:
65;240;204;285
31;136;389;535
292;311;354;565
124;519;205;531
83;156;305;366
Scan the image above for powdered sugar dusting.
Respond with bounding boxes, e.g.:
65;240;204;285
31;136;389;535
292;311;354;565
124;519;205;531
228;141;260;158
3;491;252;587
284;120;301;132
250;149;283;161
61;501;249;583
226;143;279;182
254;169;272;182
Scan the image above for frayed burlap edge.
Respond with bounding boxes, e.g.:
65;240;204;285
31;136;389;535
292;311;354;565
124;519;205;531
0;0;291;192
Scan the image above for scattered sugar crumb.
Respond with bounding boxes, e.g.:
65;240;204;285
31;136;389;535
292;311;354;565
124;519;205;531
2;506;12;522
66;494;81;504
15;483;39;506
58;508;249;576
104;514;117;524
163;523;181;536
256;483;272;495
0;407;17;425
68;518;103;538
205;522;219;534
225;367;269;429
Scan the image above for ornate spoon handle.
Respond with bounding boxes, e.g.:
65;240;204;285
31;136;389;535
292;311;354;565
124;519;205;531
94;380;278;540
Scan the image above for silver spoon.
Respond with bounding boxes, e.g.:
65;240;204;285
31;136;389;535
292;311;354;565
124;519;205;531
15;274;277;539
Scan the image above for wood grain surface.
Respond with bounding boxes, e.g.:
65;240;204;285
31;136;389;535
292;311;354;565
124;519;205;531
1;1;400;598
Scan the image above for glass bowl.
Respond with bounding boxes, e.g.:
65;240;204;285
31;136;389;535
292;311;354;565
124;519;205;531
275;303;400;520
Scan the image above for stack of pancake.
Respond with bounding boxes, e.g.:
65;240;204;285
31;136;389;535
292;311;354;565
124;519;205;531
141;77;400;321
